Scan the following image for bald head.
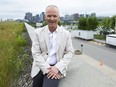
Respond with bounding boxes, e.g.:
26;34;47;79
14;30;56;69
45;5;59;16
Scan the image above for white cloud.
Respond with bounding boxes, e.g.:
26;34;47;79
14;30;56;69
0;0;116;20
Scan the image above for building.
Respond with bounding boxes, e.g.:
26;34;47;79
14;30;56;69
85;14;91;18
71;13;79;21
79;14;84;18
91;13;96;17
33;14;40;23
24;12;33;22
40;12;45;22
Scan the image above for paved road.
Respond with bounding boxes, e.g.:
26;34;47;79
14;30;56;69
72;37;116;70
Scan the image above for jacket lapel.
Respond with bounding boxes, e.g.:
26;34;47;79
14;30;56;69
56;27;62;51
44;26;49;52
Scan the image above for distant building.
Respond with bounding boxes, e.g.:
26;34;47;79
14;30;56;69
60;17;65;21
91;13;96;17
35;14;40;22
40;12;45;22
64;14;70;21
71;13;79;21
85;14;91;18
24;12;33;22
79;14;84;18
33;14;40;23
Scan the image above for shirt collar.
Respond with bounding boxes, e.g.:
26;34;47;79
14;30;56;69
47;25;59;34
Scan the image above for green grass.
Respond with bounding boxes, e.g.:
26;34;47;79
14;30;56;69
94;34;106;40
0;21;28;87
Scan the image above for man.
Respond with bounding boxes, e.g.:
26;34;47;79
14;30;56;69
31;5;74;87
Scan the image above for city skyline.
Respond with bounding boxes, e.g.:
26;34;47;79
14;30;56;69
0;0;116;20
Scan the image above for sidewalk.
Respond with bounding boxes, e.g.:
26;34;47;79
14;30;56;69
25;23;116;87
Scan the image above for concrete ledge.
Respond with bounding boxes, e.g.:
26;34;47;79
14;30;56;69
59;55;116;87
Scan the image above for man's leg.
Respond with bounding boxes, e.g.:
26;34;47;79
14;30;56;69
42;75;60;87
32;71;44;87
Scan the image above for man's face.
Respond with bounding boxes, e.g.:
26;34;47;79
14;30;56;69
45;7;60;28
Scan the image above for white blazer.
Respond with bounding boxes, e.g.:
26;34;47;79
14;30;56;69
31;25;74;78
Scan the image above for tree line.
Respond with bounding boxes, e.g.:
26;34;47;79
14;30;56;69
78;16;116;35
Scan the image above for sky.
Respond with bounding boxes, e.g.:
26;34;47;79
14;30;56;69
0;0;116;20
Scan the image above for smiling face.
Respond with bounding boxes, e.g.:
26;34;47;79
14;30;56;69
45;5;60;31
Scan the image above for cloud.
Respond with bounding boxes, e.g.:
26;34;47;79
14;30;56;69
0;0;116;20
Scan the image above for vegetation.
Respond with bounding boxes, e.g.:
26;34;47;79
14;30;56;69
98;16;116;36
94;34;106;40
78;17;98;31
27;22;36;28
0;21;28;87
78;17;87;30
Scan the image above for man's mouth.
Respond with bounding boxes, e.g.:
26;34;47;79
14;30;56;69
49;22;55;24
49;21;55;23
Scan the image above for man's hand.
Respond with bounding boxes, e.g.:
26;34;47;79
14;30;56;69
54;73;62;79
47;66;62;79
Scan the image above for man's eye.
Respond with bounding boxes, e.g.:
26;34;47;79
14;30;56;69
47;15;51;17
53;15;57;17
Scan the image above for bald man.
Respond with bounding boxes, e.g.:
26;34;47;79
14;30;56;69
31;5;74;87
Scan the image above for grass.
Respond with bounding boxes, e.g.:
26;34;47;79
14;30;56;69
0;21;28;87
94;34;106;40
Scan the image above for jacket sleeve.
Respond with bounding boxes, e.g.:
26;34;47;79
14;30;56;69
55;31;74;75
31;30;50;74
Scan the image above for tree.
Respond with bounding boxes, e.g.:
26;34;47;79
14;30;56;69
78;17;87;30
110;16;116;33
101;17;111;35
78;17;98;31
58;21;64;26
42;21;47;27
87;17;98;31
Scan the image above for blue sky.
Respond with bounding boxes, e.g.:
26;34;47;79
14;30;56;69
0;0;116;20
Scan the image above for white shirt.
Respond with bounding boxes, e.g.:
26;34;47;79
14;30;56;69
46;28;58;65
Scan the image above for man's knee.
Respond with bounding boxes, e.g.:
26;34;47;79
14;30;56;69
42;75;60;87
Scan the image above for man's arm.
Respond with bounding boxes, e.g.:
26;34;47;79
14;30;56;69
31;30;50;74
55;32;74;75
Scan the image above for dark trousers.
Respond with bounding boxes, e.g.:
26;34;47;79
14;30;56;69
32;71;60;87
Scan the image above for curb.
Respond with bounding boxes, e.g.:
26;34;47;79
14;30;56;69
93;39;106;44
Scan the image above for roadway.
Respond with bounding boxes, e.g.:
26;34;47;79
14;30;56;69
72;37;116;70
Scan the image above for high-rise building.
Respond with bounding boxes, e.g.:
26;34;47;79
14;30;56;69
85;14;91;18
35;14;40;23
64;14;70;21
91;13;96;17
40;12;45;22
24;12;33;22
79;14;84;18
71;13;79;21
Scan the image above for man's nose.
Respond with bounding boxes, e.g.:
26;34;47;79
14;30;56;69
50;16;54;20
